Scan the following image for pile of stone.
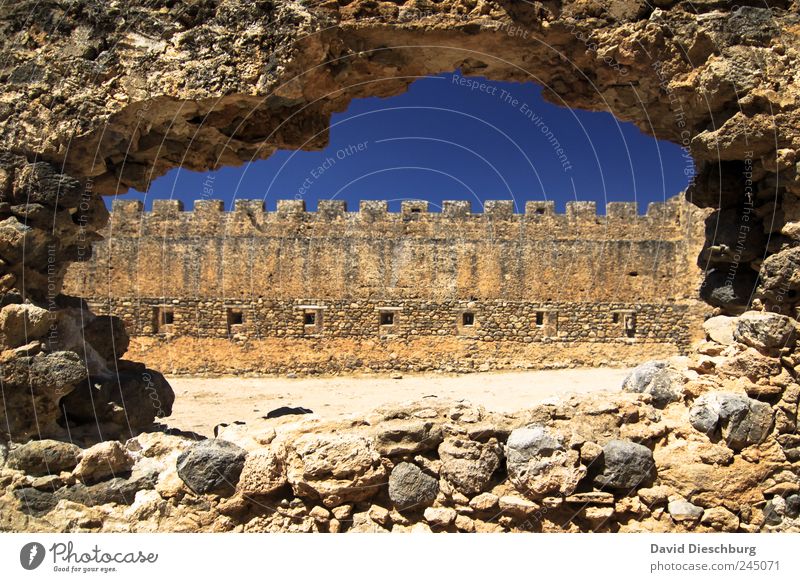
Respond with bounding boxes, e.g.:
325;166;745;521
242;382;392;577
1;309;798;533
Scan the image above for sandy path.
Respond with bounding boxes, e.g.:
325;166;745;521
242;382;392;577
166;368;631;436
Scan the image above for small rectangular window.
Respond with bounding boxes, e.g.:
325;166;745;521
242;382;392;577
462;312;475;326
380;312;395;326
304;312;316;326
227;309;243;325
624;314;636;338
153;307;174;333
535;311;544;327
612;313;619;323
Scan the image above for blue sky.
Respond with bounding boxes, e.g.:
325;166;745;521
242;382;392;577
116;71;692;214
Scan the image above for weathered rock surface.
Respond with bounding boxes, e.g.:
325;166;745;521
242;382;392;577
7;440;82;476
285;434;385;507
593;440;655;491
622;361;683;408
689;393;773;450
176;439;246;496
438;437;502;496
734;312;797;352
237;448;286;496
703;316;737;345
0;0;800;535
388;462;438;510
0;303;50;349
506;426;585;498
73;440;134;484
668;498;704;523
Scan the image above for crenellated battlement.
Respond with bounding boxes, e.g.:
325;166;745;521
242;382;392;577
107;196;688;240
111;197;683;219
65;193;709;363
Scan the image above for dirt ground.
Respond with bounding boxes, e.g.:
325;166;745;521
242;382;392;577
166;367;632;436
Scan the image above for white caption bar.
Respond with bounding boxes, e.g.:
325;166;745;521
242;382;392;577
0;533;796;582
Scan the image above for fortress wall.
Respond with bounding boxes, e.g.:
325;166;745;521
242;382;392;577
86;297;691;346
66;196;702;302
63;196;710;374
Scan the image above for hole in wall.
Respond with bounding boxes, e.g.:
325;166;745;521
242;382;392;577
112;72;692;213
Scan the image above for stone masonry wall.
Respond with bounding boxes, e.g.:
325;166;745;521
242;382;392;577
63;195;709;374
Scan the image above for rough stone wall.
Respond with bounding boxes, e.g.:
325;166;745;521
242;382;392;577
2;0;800;533
2;314;800;533
61;195;709;373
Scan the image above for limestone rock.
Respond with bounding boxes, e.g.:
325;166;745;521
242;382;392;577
0;303;50;349
237;448;286;496
734;311;797;352
1;350;87;438
757;247;800;313
469;492;499;512
347;511;389;533
375;420;442;456
455;514;475;532
388;462;438;510
622;361;683;408
7;439;80;476
498;495;539;515
717;348;781;382
176;439;247;496
689;392;773;450
565;492;615;506
637;486;671;507
668;498;703;523
654;439;777;510
593;440;655;491
701;506;739;531
285;434;385;507
73;440;134;484
438;437;502;496
703;315;737;345
505;426;586;498
700;208;766;266
423;507;456;528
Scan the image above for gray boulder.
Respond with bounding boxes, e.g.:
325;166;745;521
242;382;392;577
785;494;800;519
699;267;758;315
505;425;586;498
388;462;439;509
13;470;158;517
60;360;174;430
762;499;783;526
593;440;655;490
733;311;797;351
622;361;683;408
668;498;703;522
176;439;247;496
689;392;773;450
7;439;82;476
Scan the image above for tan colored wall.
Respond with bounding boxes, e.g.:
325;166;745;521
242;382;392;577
63;195;710;374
